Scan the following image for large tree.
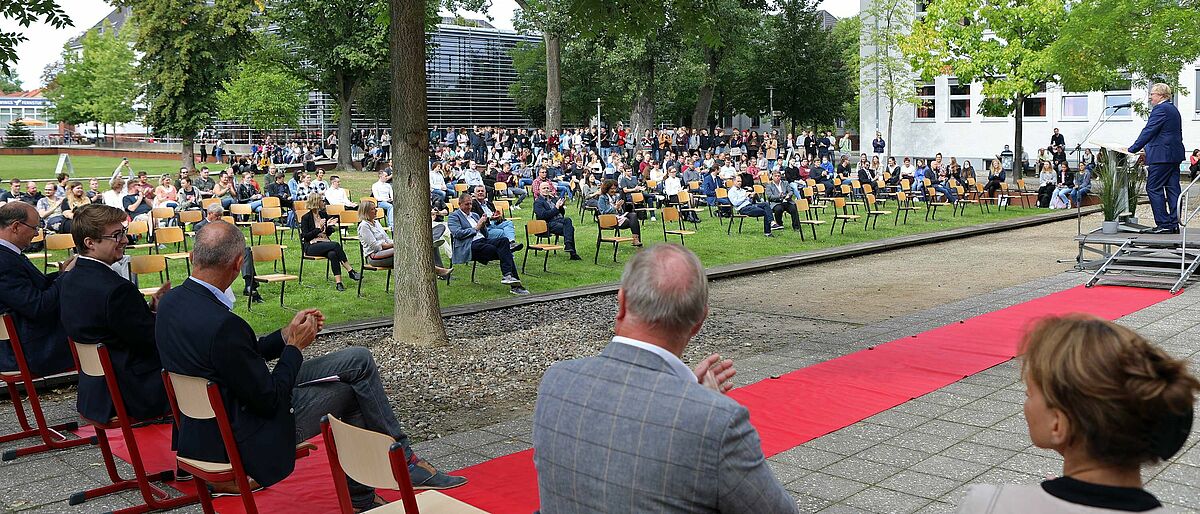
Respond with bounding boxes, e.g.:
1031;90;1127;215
513;0;569;131
903;0;1066;183
0;1;72;75
269;0;389;171
118;0;259;166
0;71;21;93
860;0;914;161
217;66;308;133
44;21;137;141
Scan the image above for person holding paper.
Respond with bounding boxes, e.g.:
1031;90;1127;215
1127;83;1186;234
155;221;466;508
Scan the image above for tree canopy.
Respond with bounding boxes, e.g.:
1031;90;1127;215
44;21;137;129
0;0;72;75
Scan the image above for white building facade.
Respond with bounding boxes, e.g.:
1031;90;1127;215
858;0;1200;168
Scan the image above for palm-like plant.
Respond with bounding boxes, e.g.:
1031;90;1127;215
1096;148;1121;222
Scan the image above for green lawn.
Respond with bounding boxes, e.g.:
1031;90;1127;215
5;154;1042;334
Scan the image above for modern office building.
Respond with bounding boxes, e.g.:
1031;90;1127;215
859;0;1200;166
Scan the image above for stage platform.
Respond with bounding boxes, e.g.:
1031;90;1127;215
1074;230;1200;247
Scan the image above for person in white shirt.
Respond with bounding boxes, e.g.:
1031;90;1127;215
323;175;356;208
369;172;393;226
728;175;776;236
357;200;450;278
102;177;127;210
429;163;449;202
458;164;484;189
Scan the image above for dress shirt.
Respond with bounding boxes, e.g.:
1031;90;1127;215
611;336;695;384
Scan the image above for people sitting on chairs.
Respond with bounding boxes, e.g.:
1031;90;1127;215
299;196;361;292
323;175;357;210
196;204;263;304
235;172;262;214
766;171;800;231
729;175;778;237
596;179;642;247
0;202;76;376
369;172;393;225
533;182;581;261
1051;162;1074;209
1036;161;1057;208
59;204;171;423
959;315;1198;513
984;158;1006;199
261;172;294;214
471;185;520;252
448;192;530;295
701;166;723;207
156;221;467;511
928;165;958;204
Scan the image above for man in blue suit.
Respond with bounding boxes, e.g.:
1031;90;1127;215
1128;83;1186;234
0;202;75;377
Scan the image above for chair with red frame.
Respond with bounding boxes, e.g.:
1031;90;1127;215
66;340;199;513
161;371;317;514
0;313;94;462
321;414;486;514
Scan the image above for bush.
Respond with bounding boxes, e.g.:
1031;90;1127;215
4;120;35;148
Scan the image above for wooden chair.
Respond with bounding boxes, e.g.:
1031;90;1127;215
793;199;825;241
67;341;198;513
153;227;192;275
453;183;469;195
250;222;282;251
0;314;91;462
250;244;299;308
893;191;919;225
161;372;316;514
259;206;285;235
675;191;702;230
199;198;222;212
129;254;170;296
150;207;176;230
954;185;980;216
126;220;155;252
998;183;1021;210
863;194;892;230
839;184;863;212
522;220;564;273
594;214;635;264
493;199;519;222
40;233;75;273
230;203;254;228
178;210;203;236
335;210;361;245
630;192;656;222
660;207;696;246
320;415;487;514
829;197;861;235
1015;178;1038;208
924;187;951;221
974;183;999;212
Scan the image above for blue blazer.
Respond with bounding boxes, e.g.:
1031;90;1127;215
156;279;299;487
1129;101;1186;164
447;209;479;265
59;258;168;423
0;245;73;376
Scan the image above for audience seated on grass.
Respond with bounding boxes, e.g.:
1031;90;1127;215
155;221;467;511
533;244;796;513
959;314;1199;513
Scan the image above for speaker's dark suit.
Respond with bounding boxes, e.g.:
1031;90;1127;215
156;278;301;487
59;257;168;423
0;244;73;376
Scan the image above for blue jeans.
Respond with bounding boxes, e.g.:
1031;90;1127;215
555;182;571;199
1069;187;1090;207
738;202;773;234
934;184;957;203
249;200;263;213
431;189;448;203
486;219;516;243
377;201;393;225
220;197;235;209
518;178;534;189
1054;187;1071;207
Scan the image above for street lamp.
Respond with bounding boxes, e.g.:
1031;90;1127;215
594;97;602;128
766;85;776;129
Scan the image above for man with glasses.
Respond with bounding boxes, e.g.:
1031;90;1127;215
1127;83;1186;234
0;202;75;376
59;204;171;423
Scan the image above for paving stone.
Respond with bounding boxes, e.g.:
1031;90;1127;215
966;428;1033;451
878;470;961;500
815;505;873;514
887;430;960;455
842;486;930;514
911;419;982;441
438;450;491;472
997;451;1061;478
0;452;78;490
937;406;1010;428
790;472;870;502
768;460;811;486
940;442;1018;466
0;471;131;512
822;456;902;485
789;491;833;512
891;399;957;419
482;417;533;440
915;500;957;513
937;382;996;400
1146;478;1200;509
835;422;905;443
1151;463;1200;489
972;467;1044;486
771;446;846;471
474;439;531;459
410;440;464;460
804;431;879;456
864;410;929;430
987;413;1030;434
962;398;1022;416
430;429;508;449
857;444;932;468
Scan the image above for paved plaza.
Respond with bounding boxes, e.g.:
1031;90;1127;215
1;268;1198;513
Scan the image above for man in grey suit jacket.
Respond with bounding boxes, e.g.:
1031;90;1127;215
447;192;529;295
533;244;797;513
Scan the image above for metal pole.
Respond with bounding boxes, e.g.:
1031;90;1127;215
595;97;601;127
767;86;775;129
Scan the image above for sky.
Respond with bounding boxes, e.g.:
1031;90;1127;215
4;0;861;91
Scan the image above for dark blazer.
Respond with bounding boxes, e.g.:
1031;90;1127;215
533;196;565;222
1130;101;1186;165
156;278;300;487
0;245;73;376
59;258;167;422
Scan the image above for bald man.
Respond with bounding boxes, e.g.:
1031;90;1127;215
0;202;75;375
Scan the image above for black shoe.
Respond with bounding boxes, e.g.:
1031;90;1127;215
348;269;362;281
336;282;346;292
509;242;524;252
248;291;264;304
569;253;582;261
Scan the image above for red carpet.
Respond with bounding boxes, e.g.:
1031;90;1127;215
72;285;1173;513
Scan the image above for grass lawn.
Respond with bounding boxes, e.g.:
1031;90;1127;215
6;154;1042;334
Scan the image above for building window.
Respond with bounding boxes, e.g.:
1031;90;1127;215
1062;96;1088;119
916;83;935;119
915;0;929;13
1023;83;1047;118
949;81;971;119
1105;94;1132;118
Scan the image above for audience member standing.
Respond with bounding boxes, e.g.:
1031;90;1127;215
533;244;796;514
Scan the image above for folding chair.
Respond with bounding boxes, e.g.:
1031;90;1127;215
793;198;825;241
153;226;192;275
522;220;564;273
924;187;951;221
162;372;316;514
594;214;635;264
829;197;861;235
862;194;892;230
0;314;92;462
321;415;484;514
893;191;919;225
66;341;199;513
250;244;299;309
660;207;696;246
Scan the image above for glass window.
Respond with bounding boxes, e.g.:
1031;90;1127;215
1062;96;1088;118
1023;97;1046;117
948;81;970;119
916;83;936;119
1105;94;1132;118
917;84;935;96
949;83;970;96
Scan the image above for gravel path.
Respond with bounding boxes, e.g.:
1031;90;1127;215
305;215;1097;441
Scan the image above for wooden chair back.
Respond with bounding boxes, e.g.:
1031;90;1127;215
260;207;283;221
200;198;221;211
127;220;149;237
526;219;549;237
45;233;75;252
178;210;203;225
326;204;346;216
230;203;252;217
151;207;175;222
129;254;167;275
250;222;276;239
598;214;619;230
155;227;185;246
252;244;285;263
261;197;280;209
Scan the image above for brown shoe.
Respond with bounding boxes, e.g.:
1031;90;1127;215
208;477;263;497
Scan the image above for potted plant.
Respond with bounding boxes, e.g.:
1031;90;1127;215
1096;148;1121;234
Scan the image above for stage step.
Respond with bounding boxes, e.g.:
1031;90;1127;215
1093;274;1181;287
1106;264;1184;274
1114;255;1198;265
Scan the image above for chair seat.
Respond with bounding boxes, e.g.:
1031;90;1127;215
178;456;234;475
162;252;191;260
302;255;327;260
363;264;393;271
601;236;635;243
1;370;19;377
255;273;299;283
834;215;861;220
530;244;564;251
370;490;489;513
867;210;892;215
798;220;826;225
928;202;950;206
138;287;162;296
127;243;155;250
665;230;696;236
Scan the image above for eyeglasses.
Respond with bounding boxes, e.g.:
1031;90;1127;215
15;220;39;231
93;228;128;242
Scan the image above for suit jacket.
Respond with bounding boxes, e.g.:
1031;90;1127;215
447;209;480;265
59;258;167;423
1130;101;1186;164
533;342;796;514
765;181;792;204
0;245;73;376
533;196;565;223
156;279;300;487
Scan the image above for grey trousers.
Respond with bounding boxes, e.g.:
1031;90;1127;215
292;346;412;508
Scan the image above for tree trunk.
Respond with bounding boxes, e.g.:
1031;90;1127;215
390;0;448;346
1013;94;1024;185
691;48;719;129
628;56;656;139
544;33;562;131
335;74;354;171
181;135;195;167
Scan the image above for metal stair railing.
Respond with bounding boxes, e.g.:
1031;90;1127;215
1088;240;1131;287
1176;174;1200;276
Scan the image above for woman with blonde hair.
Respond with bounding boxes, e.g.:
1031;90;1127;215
959;314;1198;513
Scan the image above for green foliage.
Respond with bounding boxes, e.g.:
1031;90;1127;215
0;0;73;75
268;0;388;102
118;0;258;141
1095;148;1123;221
1050;0;1200;100
833;15;861;134
217;65;308;130
4;120;34;148
860;0;919;132
0;70;21;93
44;21;137;127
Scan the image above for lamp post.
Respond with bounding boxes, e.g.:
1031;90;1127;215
767;85;776;129
594;97;602;127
